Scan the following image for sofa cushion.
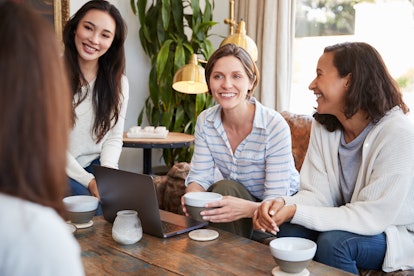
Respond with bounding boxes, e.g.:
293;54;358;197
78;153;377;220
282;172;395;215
281;111;312;172
162;162;190;214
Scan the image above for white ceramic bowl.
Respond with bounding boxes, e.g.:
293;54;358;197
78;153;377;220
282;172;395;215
63;195;99;212
183;192;222;207
63;195;99;224
183;192;222;221
269;237;317;273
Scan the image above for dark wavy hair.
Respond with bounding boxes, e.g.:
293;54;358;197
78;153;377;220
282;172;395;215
205;43;260;99
0;1;71;217
314;42;408;131
63;0;127;142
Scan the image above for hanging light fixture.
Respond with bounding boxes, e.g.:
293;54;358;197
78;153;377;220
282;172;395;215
221;0;258;62
172;0;258;94
172;54;208;94
220;19;258;62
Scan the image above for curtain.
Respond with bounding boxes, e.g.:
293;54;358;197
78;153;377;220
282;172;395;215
234;0;295;112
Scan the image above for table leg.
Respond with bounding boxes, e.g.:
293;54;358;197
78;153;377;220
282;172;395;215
142;148;152;175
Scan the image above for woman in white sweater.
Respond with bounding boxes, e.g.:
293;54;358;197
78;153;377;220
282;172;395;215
254;42;414;274
63;0;129;211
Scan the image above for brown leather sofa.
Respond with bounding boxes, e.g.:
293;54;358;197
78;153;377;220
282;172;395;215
152;111;412;276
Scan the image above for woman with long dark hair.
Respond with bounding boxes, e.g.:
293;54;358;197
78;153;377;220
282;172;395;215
63;0;129;208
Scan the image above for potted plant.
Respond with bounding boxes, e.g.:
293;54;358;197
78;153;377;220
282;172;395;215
130;0;216;168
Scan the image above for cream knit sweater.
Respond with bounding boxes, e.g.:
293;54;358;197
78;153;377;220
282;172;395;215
284;107;414;272
66;76;129;187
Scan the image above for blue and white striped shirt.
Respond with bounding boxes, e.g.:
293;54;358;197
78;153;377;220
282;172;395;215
185;98;299;200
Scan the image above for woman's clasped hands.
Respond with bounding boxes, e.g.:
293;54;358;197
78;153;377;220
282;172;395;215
253;197;296;235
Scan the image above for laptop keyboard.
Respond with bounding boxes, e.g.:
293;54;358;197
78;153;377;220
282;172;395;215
162;220;183;233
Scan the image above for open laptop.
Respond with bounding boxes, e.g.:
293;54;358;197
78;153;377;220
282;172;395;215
94;165;208;238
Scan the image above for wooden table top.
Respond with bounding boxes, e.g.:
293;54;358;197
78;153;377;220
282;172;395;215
123;132;194;146
75;216;354;276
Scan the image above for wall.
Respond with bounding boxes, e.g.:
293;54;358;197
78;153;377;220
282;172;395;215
70;0;229;173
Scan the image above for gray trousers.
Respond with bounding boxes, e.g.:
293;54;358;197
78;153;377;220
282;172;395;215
207;180;258;238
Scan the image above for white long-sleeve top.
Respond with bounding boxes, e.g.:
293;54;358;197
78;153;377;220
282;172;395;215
0;193;84;276
66;76;129;187
283;107;414;272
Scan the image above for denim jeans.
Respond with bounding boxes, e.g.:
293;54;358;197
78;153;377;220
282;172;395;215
68;158;102;215
278;223;386;274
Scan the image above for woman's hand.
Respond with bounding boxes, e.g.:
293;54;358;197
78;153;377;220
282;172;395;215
253;198;296;235
201;196;260;223
88;178;101;200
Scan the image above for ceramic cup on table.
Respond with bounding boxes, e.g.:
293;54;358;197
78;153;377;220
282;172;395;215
183;192;222;221
63;195;98;228
269;237;317;275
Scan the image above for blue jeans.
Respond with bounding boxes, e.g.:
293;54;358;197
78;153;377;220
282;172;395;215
278;223;386;274
68;158;102;216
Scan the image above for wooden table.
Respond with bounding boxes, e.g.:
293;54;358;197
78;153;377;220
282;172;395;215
75;217;354;275
123;132;195;175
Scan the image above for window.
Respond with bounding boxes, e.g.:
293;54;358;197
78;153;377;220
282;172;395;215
291;0;414;121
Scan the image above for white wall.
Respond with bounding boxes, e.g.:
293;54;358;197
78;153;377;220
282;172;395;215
70;0;229;173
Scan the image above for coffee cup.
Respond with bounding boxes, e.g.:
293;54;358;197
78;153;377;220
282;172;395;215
269;237;316;274
183;192;222;221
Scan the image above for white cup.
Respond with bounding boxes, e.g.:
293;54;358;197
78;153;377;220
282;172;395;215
183;192;222;221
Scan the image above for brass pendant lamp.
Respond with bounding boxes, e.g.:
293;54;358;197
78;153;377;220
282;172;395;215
172;0;258;94
221;0;258;62
172;54;208;94
220;19;258;62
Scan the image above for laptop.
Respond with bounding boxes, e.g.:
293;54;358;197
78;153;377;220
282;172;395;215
94;165;208;238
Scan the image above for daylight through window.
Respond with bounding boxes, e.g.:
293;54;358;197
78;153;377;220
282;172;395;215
291;0;414;121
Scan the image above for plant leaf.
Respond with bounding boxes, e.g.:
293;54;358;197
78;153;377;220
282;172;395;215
161;0;171;30
156;40;173;79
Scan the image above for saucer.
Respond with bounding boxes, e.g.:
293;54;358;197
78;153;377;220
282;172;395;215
188;229;219;241
272;266;310;276
71;220;93;229
66;223;77;233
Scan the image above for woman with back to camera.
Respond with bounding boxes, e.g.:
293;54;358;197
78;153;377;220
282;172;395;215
0;1;83;275
182;43;300;238
254;42;414;274
63;0;129;208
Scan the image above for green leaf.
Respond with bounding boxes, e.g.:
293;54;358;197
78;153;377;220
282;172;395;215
195;93;206;116
173;105;185;131
137;0;148;26
130;0;137;15
191;0;201;24
174;42;186;70
156;40;173;79
171;0;184;36
203;0;212;21
161;0;171;30
137;109;144;125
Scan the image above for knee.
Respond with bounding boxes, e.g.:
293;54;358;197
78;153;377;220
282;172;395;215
315;231;350;261
208;180;241;195
69;178;90;196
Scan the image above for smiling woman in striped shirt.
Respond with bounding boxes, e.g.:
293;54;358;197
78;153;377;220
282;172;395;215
181;44;299;238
